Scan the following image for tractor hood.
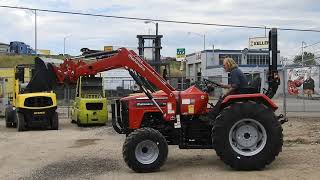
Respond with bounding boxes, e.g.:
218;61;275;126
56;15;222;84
120;85;208;103
119;85;209;116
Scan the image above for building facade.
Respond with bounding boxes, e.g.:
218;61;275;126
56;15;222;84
186;49;283;96
0;42;9;54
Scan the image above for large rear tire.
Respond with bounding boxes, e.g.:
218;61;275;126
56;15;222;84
212;102;283;170
123;128;168;173
17;112;27;132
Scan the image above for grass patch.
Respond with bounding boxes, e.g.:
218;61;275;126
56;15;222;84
0;55;36;67
0;55;65;68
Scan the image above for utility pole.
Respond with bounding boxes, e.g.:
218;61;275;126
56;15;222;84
265;26;267;37
34;9;37;55
63;35;72;56
203;34;206;51
63;37;66;56
302;41;305;66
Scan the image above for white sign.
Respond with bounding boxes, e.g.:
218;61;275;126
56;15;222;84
249;37;269;49
287;67;319;95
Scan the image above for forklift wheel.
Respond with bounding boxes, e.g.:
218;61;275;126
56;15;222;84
5;113;13;128
51;112;59;130
212;102;283;170
5;106;15;128
5;121;14;128
17;112;27;132
122;128;168;173
76;118;82;127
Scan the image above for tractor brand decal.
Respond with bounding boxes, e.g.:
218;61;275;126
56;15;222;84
137;102;154;106
128;54;145;71
136;102;167;107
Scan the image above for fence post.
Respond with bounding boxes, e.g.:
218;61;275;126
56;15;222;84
181;76;184;90
282;67;287;117
67;85;70;118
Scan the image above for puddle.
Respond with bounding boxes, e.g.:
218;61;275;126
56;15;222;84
69;138;102;148
20;157;120;180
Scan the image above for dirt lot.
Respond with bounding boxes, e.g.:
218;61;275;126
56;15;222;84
0;116;320;180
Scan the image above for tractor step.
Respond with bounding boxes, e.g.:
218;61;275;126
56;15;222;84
179;144;213;149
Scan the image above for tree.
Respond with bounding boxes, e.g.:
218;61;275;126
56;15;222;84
293;51;316;65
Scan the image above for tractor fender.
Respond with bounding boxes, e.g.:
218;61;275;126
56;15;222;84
221;94;278;111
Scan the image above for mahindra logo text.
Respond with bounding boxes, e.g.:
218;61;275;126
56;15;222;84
128;54;145;71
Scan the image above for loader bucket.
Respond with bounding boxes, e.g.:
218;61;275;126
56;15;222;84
25;57;57;93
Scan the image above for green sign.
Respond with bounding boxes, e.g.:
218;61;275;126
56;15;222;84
176;48;186;58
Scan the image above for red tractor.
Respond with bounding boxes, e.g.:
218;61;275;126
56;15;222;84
48;28;286;172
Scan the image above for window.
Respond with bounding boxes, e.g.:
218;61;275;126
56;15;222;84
219;54;241;65
247;54;268;65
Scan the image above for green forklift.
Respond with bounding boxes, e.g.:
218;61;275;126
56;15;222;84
71;76;108;126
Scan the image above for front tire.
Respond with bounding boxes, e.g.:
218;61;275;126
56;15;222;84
51;112;59;130
212;102;283;170
76;118;83;127
123;128;168;173
16;112;27;132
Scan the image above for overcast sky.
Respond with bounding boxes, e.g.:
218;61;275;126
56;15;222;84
0;0;320;61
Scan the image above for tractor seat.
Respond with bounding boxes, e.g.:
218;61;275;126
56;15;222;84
237;86;260;94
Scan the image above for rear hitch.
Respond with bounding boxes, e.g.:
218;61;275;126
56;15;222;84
277;114;288;124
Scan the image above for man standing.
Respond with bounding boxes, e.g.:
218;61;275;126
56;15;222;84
303;73;315;98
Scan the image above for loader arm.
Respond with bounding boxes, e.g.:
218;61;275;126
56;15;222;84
50;48;177;121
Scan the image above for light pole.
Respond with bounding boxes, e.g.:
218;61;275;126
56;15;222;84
144;20;158;59
144;20;158;36
187;32;206;51
34;10;37;55
301;41;306;66
188;32;206;80
29;9;37;55
63;35;72;56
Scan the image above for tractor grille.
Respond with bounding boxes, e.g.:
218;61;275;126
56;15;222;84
121;100;129;129
24;96;53;107
86;103;103;110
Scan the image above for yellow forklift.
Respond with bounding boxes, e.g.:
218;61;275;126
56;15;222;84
71;76;108;126
5;58;58;131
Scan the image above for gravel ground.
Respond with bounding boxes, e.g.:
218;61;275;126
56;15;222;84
0;116;320;180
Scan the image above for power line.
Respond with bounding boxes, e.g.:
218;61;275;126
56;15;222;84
303;41;320;48
1;5;320;33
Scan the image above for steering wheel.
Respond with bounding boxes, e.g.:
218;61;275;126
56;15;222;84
203;78;222;88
